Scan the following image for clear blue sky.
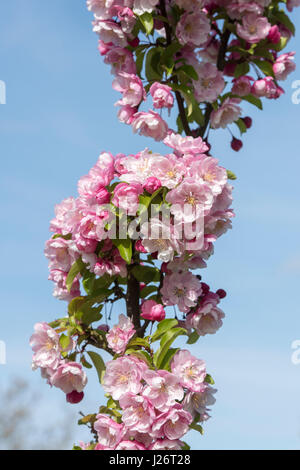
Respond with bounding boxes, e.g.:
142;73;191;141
1;0;300;450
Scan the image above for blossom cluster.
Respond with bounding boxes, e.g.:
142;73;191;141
87;0;298;150
78;315;216;450
44;131;233;314
30;322;87;404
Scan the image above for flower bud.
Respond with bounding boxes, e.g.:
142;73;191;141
231;137;243;152
66;391;84;404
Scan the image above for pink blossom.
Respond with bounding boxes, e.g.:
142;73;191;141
87;0;115;20
152;404;193;440
166;178;214;221
131;110;169;141
150;82;174;109
104;46;136;75
89;151;115;186
268;25;281;44
164;132;209;156
133;0;159;16
174;0;205;12
187;156;227;196
273;52;296;81
252;77;284;99
210;98;242;129
50;197;80;235
148;439;184;450
143;369;184;412
103;356;146;400
113;72;146;107
141;300;166;322
149;154;186;189
237;13;271;44
30;322;61;371
107;314;135;354
44;237;76;272
287;0;300;12
112;182;143;215
193;62;225;103
161;272;202;313
227;2;263;20
50;362;87;394
93;19;128;47
119;394;156;433
183;385;217;421
48;269;81;301
176;12;210;47
140;218;181;262
116;441;146;450
143;176;162;194
94;414;124;448
118;105;137;124
232;75;254;96
171;350;206;392
186;293;225;336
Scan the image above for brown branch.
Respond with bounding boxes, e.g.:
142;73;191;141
126;250;141;334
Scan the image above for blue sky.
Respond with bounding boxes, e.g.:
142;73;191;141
1;0;300;450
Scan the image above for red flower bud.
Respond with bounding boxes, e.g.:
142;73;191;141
231;137;243;152
66;391;84;404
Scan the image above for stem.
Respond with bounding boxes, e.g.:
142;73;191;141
126;250;141;334
159;0;192;136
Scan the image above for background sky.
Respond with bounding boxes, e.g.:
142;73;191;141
0;0;300;450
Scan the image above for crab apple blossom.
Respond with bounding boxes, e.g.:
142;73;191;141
161;272;203;313
211;98;242;129
32;0;298;450
119;394;156;432
50;362;88;394
103;356;146;400
176;12;210;47
107;314;135;353
236;13;271;44
193;62;225;103
30;323;61;371
152;404;193;440
273;52;296;81
94;414;125;448
141;300;166;322
143;369;184;411
131;110;169;141
171;350;207;392
150;82;174;109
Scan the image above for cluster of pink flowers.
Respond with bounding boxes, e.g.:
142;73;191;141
30;323;87;403
81;348;215;450
87;0;297;151
45;131;233;305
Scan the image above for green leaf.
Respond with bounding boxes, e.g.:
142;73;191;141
154;327;187;369
235;118;247;135
187;330;200;345
252;59;274;77
159;347;179;371
234;62;250;78
139;12;154;35
190;423;204;435
205;373;215;385
227;170;237;180
136;49;146;78
126;337;150;350
273;10;295;35
140;285;158;298
112;238;132;264
78;413;97;426
145;47;162;81
59;333;71;350
87;351;106;384
66;258;85;292
241;94;263;110
68;296;86;316
176;64;199;81
125;349;153;367
151;318;179;342
132;265;160;283
81;306;102;326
